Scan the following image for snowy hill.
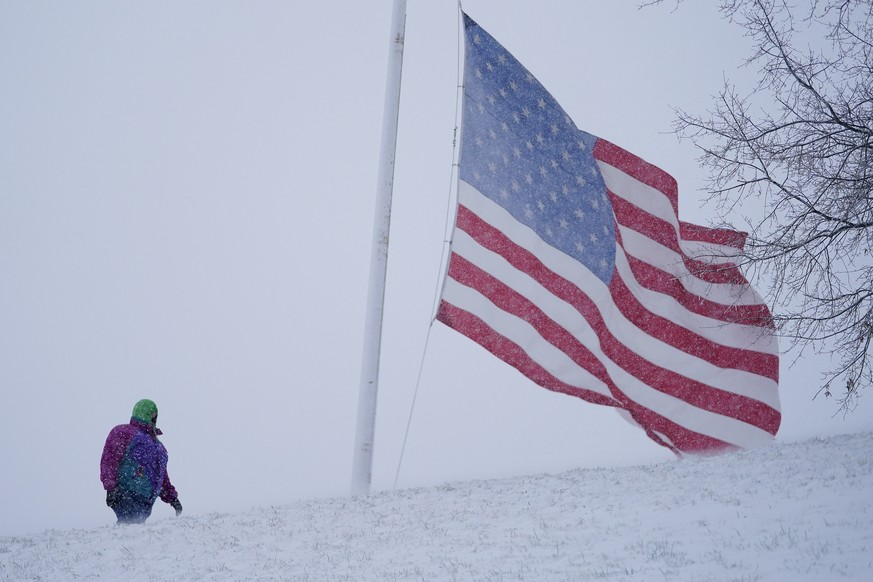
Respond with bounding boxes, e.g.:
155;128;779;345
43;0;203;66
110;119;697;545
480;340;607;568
2;432;871;581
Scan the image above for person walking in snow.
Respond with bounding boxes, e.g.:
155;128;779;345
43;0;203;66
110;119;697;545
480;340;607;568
100;399;183;524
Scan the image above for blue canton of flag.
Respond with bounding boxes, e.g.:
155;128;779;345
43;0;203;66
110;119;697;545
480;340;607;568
459;22;615;284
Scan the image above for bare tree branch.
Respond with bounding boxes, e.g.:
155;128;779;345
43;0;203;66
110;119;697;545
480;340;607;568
647;0;873;412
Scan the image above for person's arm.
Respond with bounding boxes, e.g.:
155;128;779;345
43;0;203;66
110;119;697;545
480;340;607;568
159;471;178;504
160;471;182;514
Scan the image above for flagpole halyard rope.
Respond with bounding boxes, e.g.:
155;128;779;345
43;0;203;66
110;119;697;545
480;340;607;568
392;3;467;490
431;1;467;325
392;323;434;489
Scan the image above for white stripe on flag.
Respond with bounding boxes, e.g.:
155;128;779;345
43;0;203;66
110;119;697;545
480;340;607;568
444;213;776;447
460;180;779;357
453;183;780;411
441;276;616;402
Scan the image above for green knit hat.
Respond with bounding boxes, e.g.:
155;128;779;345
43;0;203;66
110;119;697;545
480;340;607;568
131;399;158;425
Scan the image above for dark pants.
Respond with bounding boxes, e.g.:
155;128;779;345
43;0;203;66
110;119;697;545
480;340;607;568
111;491;155;524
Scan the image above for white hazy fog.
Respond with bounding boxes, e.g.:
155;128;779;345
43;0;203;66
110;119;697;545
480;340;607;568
1;1;871;537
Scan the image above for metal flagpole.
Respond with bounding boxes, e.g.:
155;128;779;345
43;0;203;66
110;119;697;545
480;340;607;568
351;0;408;496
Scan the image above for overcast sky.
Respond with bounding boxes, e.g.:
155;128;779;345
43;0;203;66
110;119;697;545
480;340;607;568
2;0;871;537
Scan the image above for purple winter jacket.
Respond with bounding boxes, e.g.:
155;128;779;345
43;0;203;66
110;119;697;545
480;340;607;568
100;418;178;505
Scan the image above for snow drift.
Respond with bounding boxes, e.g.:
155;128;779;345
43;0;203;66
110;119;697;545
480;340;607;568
2;431;871;581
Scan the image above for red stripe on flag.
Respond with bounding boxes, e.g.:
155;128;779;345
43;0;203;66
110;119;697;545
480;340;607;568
448;222;781;433
457;205;779;360
611;194;748;286
436;300;617;407
680;221;748;249
622;251;775;327
608;275;779;381
437;298;734;453
594;139;679;214
611;394;738;453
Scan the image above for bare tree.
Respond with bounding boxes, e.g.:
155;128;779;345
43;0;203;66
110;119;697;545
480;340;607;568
645;0;873;411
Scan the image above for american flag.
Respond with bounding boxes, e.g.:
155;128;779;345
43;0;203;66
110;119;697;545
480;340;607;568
437;13;781;454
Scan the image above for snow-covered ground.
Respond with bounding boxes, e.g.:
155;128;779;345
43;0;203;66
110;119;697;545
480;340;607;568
2;431;871;581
